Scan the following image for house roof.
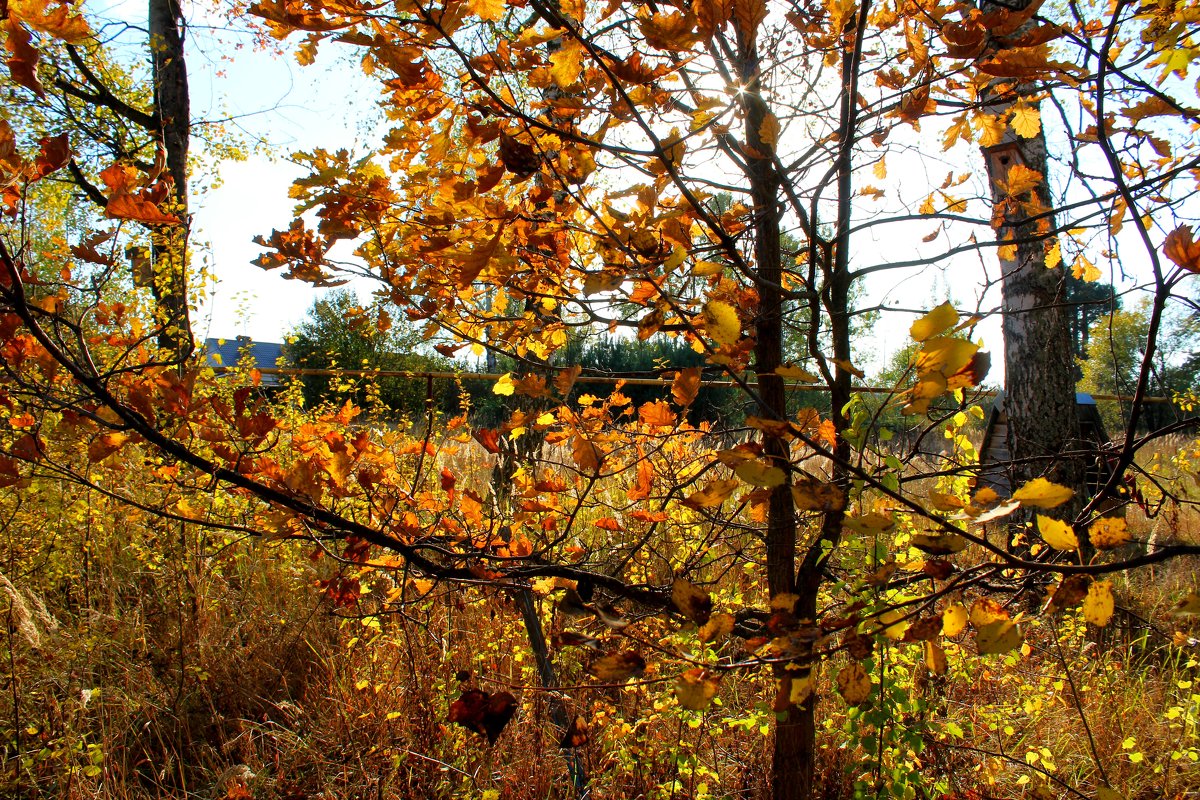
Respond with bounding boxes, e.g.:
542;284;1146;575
202;337;289;386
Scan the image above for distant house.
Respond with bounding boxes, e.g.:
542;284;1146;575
202;336;290;388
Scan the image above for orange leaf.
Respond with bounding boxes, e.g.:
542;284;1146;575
639;10;699;50
681;478;739;509
31;133;68;180
4;17;44;98
100;164;180;225
733;0;766;33
588;650;646;681
672;367;702;407
627;456;654;501
1164;225;1200;273
473;427;502;454
555;364;582;396
571;434;602;474
457;225;505;288
638;400;676;428
9;0;91;41
448;689;518;744
106;192;180;226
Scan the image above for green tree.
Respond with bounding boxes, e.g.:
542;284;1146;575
1067;275;1120;371
1081;298;1199;433
288;290;458;420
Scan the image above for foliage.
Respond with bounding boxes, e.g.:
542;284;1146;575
1;0;1200;798
287;289;460;419
1080;298;1199;433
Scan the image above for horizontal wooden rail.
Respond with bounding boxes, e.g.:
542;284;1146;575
209;366;1178;404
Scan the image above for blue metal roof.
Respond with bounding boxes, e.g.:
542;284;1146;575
202;337;289;386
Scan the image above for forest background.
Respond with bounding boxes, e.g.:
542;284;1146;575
0;0;1198;798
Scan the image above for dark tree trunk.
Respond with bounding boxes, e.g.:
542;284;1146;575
734;18;813;800
148;0;193;360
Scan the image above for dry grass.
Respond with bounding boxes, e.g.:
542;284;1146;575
1;419;1197;800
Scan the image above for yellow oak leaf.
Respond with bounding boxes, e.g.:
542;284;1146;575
1044;240;1062;269
977;113;1005;147
1072;254;1102;282
759;111;780;149
469;0;507;21
1009;101;1041;138
549;39;584;86
1003;163;1043;196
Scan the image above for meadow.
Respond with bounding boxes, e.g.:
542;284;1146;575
3;377;1196;800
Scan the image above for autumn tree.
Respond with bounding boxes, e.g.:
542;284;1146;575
2;0;193;358
2;0;1200;799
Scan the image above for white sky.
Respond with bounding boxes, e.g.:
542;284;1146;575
80;0;1174;382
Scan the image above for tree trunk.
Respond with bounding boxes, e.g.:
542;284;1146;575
981;110;1082;519
148;0;193;361
731;17;813;800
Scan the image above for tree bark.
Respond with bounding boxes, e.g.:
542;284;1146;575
981;108;1082;519
148;0;193;361
731;17;813;800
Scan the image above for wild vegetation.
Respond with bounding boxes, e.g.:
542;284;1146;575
0;0;1198;799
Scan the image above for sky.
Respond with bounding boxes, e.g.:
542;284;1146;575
184;20;385;344
79;0;1174;383
177;24;986;374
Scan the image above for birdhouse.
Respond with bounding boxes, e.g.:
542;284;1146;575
984;142;1025;180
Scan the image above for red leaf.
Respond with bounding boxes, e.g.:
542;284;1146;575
31;134;69;180
4;18;44;98
448;689;518;744
473;427;501;454
560;715;589;748
498;133;539;179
